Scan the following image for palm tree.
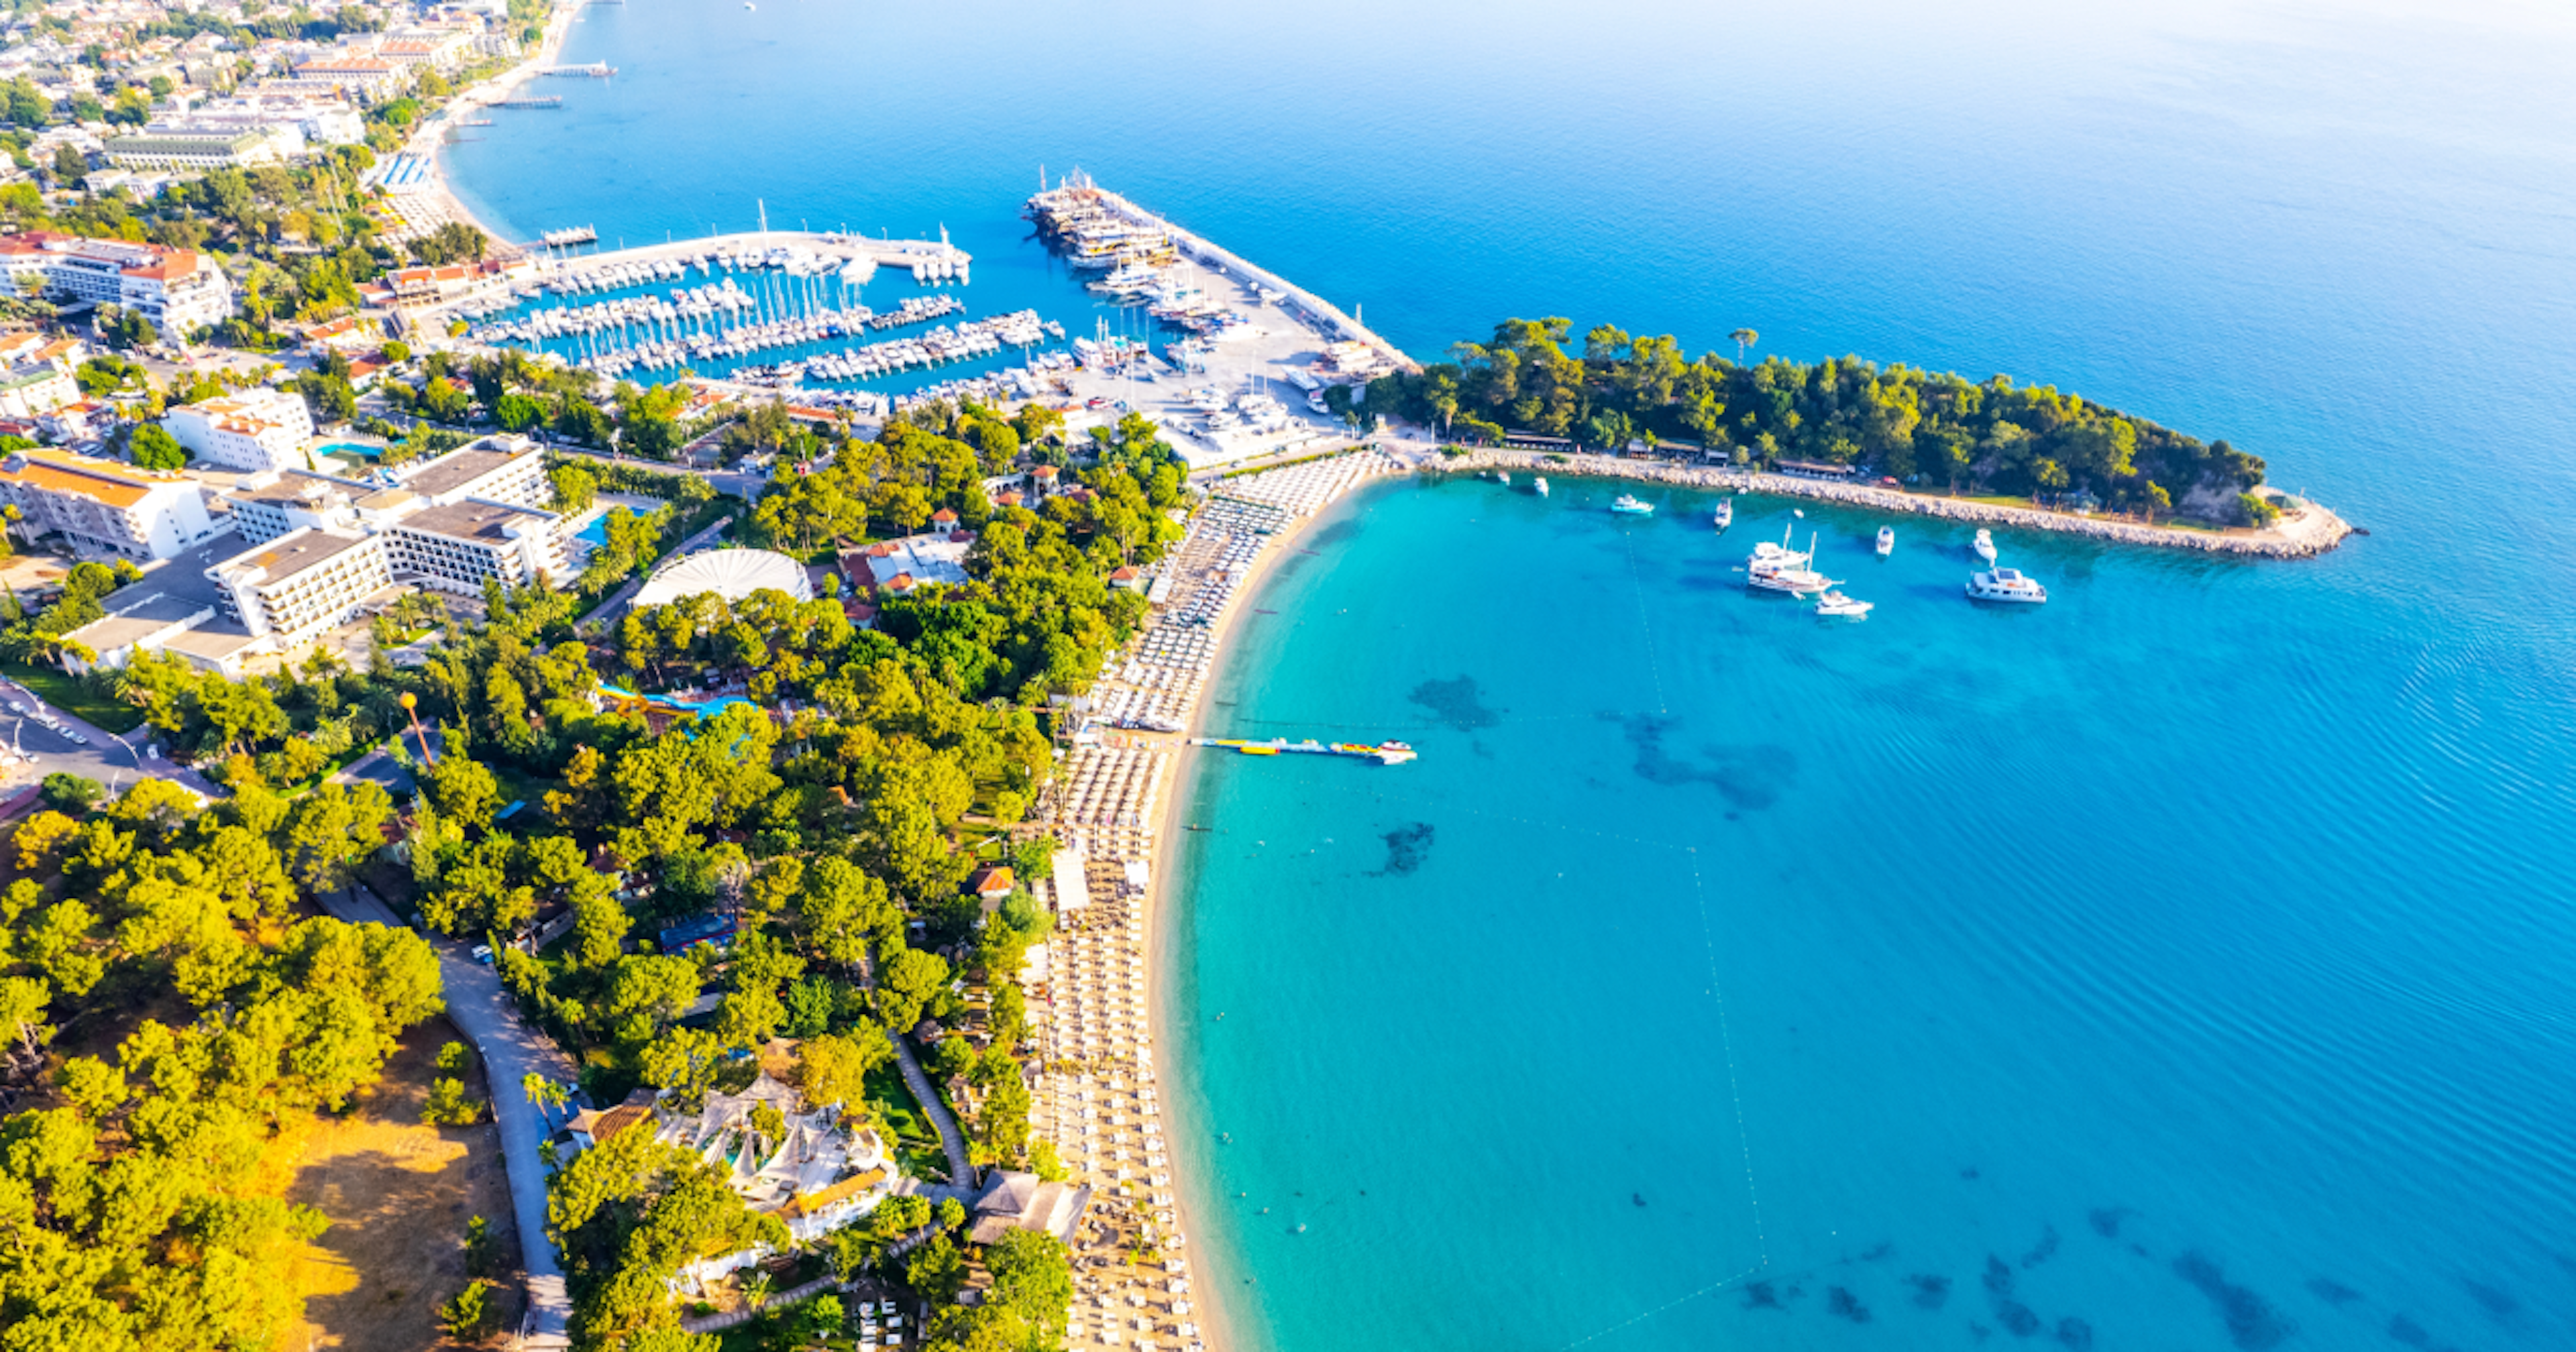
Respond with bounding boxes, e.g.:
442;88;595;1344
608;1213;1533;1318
1730;329;1758;365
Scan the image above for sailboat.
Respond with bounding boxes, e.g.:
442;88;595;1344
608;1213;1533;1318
1750;530;1835;595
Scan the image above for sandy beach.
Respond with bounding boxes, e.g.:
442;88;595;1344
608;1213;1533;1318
382;2;585;250
1031;451;1401;1352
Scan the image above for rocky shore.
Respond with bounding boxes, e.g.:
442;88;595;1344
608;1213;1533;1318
1435;449;2354;558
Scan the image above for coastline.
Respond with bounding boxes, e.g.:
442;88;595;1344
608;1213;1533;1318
1435;447;2354;557
397;1;586;249
1038;452;1401;1352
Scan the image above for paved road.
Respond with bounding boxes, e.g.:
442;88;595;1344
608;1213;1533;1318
322;883;582;1348
890;1030;975;1188
0;677;223;801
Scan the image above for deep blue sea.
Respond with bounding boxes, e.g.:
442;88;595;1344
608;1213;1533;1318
450;3;2576;1349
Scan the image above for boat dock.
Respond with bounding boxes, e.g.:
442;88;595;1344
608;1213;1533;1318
1034;174;1419;377
541;225;600;247
494;96;563;109
1191;736;1417;765
541;62;617;77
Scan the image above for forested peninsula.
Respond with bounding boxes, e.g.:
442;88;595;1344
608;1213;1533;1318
1348;319;2270;523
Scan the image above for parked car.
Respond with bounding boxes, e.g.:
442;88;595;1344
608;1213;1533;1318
470;944;494;965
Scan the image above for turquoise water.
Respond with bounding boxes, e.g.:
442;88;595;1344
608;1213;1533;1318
447;3;2576;1349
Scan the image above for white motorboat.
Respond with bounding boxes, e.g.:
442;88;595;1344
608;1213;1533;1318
1876;526;1894;556
1966;567;2047;604
1611;494;1655;516
1495;471;1511;486
1714;498;1733;529
1972;528;1998;563
1815;590;1874;618
1534;476;1550;497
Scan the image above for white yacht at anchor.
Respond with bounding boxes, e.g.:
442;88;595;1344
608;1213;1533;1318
1713;498;1733;529
1534;475;1550;497
1876;526;1894;556
1966;567;2047;604
1815;590;1874;618
1751;530;1835;594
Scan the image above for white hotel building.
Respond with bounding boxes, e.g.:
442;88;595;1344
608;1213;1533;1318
62;439;573;677
0;232;236;335
0;449;223;561
162;389;317;473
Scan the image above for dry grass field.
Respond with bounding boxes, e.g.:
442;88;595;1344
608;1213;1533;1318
264;1017;525;1351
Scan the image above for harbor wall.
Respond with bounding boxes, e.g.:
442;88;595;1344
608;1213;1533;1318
1085;189;1422;376
1434;448;2355;558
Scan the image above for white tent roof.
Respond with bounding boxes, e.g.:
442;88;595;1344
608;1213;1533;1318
632;548;814;610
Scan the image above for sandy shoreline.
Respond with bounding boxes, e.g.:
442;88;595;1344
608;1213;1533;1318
397;2;584;249
1137;491;1349;1352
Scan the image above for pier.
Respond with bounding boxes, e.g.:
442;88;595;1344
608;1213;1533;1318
541;225;600;247
540;62;617;77
1191;736;1417;765
494;96;563;109
1034;174;1419;377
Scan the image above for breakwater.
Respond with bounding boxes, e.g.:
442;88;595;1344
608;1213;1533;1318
1040;176;1419;376
1434;447;2353;557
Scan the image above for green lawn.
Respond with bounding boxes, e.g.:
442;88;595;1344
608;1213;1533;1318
2;662;144;734
865;1062;950;1182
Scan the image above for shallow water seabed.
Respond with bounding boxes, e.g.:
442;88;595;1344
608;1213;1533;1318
1162;475;2575;1352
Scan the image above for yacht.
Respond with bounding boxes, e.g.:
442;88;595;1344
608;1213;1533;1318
1611;494;1655;516
1815;590;1874;618
1966;567;2047;604
1750;531;1835;594
1494;471;1511;486
1972;528;1998;563
1534;475;1549;497
1713;498;1733;530
1746;522;1812;569
1876;526;1894;556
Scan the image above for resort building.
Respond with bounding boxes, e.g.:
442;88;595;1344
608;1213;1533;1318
563;1074;898;1293
205;526;395;646
384;498;567;596
221;439;568;596
0;231;235;334
967;1170;1094;1247
0;449;223;561
102;123;294;172
162;388;315;472
839;530;973;596
58;439;572;679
